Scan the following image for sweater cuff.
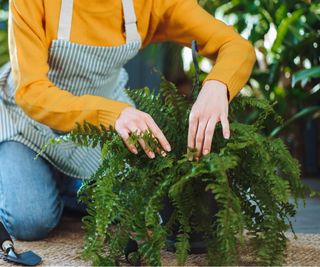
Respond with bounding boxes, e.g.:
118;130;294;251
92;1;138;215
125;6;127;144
97;102;132;129
203;46;256;102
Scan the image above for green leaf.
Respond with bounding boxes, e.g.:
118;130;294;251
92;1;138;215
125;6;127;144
272;9;304;53
271;105;320;136
292;66;320;87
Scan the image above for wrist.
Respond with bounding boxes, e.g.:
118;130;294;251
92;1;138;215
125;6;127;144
203;80;230;101
202;80;229;99
203;80;227;91
120;106;135;115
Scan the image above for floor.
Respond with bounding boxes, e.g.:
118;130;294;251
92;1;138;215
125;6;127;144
291;178;320;234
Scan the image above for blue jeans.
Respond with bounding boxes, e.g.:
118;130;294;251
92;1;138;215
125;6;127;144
0;141;86;241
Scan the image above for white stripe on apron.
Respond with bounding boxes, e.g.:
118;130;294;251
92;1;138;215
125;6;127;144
0;0;141;179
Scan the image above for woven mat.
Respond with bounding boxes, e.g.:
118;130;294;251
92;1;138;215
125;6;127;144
1;216;319;266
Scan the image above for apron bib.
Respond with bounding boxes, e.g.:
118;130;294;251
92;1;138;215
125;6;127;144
0;0;141;179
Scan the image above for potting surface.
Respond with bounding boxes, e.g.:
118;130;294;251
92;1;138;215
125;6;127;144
0;178;319;266
1;215;320;266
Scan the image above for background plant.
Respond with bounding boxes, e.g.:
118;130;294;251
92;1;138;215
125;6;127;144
54;77;306;266
162;0;320;175
0;0;8;66
199;0;319;119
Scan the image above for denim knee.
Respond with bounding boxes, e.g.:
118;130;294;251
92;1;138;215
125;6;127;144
2;204;63;241
0;141;64;241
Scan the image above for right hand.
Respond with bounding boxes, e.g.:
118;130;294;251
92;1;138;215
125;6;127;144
115;107;171;159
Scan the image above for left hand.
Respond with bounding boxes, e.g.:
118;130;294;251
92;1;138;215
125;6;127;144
188;80;230;160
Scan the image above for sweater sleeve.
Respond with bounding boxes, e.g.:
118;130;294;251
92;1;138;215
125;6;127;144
152;0;256;101
9;0;131;133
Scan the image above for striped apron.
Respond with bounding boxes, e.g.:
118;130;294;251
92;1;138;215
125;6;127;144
0;0;141;179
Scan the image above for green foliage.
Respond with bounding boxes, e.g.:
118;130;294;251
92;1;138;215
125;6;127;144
203;1;319;124
0;0;8;66
292;66;320;88
53;78;305;266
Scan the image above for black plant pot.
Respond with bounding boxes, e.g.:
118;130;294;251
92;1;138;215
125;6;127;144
160;191;219;254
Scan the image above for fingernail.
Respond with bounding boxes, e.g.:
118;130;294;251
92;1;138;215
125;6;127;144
161;151;167;157
149;152;155;159
203;150;209;155
132;148;138;154
195;157;199;161
224;132;230;139
166;145;171;152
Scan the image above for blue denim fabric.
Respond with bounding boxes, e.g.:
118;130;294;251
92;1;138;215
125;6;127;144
0;141;86;241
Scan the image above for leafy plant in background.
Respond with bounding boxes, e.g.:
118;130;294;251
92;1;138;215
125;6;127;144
163;0;320;174
0;0;8;66
51;76;305;266
200;0;320;122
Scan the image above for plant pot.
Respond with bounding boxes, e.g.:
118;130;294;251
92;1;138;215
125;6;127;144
160;190;219;254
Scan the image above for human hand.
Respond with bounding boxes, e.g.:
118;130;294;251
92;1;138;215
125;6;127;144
115;107;171;158
188;80;230;160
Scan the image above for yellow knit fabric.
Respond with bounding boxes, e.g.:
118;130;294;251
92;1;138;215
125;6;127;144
9;0;256;132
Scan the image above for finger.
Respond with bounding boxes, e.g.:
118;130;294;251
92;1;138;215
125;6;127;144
138;138;155;159
188;112;199;151
128;126;142;136
117;127;138;154
155;146;167;157
195;120;208;159
128;123;155;159
146;132;166;157
145;115;171;152
221;114;230;139
202;117;218;156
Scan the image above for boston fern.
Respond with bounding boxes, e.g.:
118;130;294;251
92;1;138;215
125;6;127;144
53;77;305;266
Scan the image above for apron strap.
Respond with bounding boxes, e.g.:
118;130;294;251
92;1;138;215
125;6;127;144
122;0;141;44
57;0;74;41
57;0;141;44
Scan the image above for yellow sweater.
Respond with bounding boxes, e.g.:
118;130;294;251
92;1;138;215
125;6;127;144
9;0;256;132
